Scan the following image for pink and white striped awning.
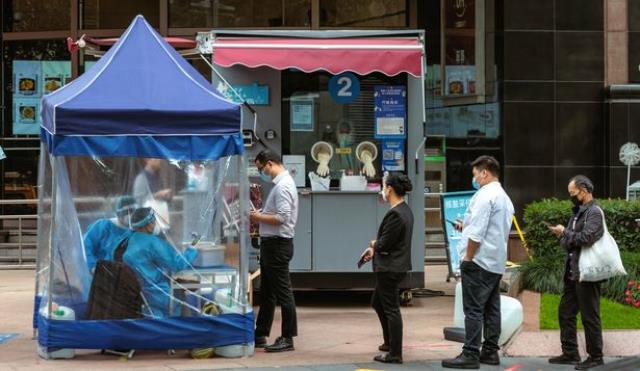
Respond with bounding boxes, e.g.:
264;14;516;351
211;37;423;77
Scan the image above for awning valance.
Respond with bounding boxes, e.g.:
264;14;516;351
211;37;423;77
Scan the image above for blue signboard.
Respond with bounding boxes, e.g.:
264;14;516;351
374;85;407;139
329;72;360;104
381;140;405;171
440;191;476;275
219;83;269;105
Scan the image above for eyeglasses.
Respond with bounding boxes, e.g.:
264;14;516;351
256;161;270;173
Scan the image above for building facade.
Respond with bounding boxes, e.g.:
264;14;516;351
0;0;638;215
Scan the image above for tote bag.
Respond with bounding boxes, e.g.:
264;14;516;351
579;207;627;282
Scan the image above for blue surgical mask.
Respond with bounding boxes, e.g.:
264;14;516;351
472;177;481;190
259;171;271;183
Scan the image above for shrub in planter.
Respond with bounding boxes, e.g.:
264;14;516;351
521;198;640;304
523;198;640;258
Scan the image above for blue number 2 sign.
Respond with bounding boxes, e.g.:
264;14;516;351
329;72;360;104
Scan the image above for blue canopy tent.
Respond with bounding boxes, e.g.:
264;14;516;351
35;16;253;357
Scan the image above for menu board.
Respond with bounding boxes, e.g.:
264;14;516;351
12;60;71;135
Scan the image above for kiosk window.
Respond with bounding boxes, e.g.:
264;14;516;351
282;71;407;186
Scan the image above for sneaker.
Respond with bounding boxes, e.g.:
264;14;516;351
549;353;581;365
479;350;500;365
442;353;480;369
265;336;294;353
575;357;604;370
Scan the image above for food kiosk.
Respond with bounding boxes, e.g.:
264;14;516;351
197;30;427;291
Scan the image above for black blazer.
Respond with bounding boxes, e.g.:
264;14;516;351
373;202;414;273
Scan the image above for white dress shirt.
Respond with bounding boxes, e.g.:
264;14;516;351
260;170;299;238
458;181;514;274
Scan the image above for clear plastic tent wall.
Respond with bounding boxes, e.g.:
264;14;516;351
34;15;253;355
36;151;253;353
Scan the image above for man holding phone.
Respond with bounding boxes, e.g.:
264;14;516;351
442;156;514;369
546;175;605;370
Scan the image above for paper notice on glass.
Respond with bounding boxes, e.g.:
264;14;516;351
41;61;71;95
283;155;306;187
376;117;405;137
374;85;407;139
291;98;314;132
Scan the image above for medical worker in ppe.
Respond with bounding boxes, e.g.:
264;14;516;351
122;207;198;317
83;195;137;273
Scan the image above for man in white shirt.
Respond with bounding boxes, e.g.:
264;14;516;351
442;155;514;370
250;150;299;353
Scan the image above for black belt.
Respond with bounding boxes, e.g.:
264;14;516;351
261;236;293;242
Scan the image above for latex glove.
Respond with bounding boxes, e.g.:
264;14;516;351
316;151;331;177
360;150;376;178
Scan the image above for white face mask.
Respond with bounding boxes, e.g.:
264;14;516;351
379;187;388;202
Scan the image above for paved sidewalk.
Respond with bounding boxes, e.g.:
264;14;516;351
1;267;638;370
191;357;637;371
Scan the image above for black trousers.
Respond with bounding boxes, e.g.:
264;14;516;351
255;237;298;338
460;260;502;359
371;271;406;357
559;278;603;358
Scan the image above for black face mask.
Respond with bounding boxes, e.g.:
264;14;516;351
570;194;581;206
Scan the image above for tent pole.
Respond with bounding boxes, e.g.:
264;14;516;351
415;33;427;175
33;145;46;338
198;54;265;147
47;156;58;319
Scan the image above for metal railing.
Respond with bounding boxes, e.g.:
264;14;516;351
0;198;38;269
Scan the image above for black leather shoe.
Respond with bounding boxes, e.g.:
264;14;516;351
479;351;500;365
254;336;267;348
378;343;389;352
442;353;480;369
374;353;403;364
549;353;581;365
265;337;294;352
575;357;604;370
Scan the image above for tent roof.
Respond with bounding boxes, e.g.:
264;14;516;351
41;16;243;159
43;15;240;137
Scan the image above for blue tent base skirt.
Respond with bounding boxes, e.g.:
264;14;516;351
37;312;254;350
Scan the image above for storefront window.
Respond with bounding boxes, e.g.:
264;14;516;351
169;0;311;28
320;0;408;28
81;0;159;29
443;0;476;97
2;40;70;138
282;71;406;187
2;0;70;32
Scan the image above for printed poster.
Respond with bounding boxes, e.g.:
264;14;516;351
440;191;475;275
381;140;405;171
12;98;40;135
13;61;41;98
290;98;314;132
41;61;71;95
374;85;407;139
